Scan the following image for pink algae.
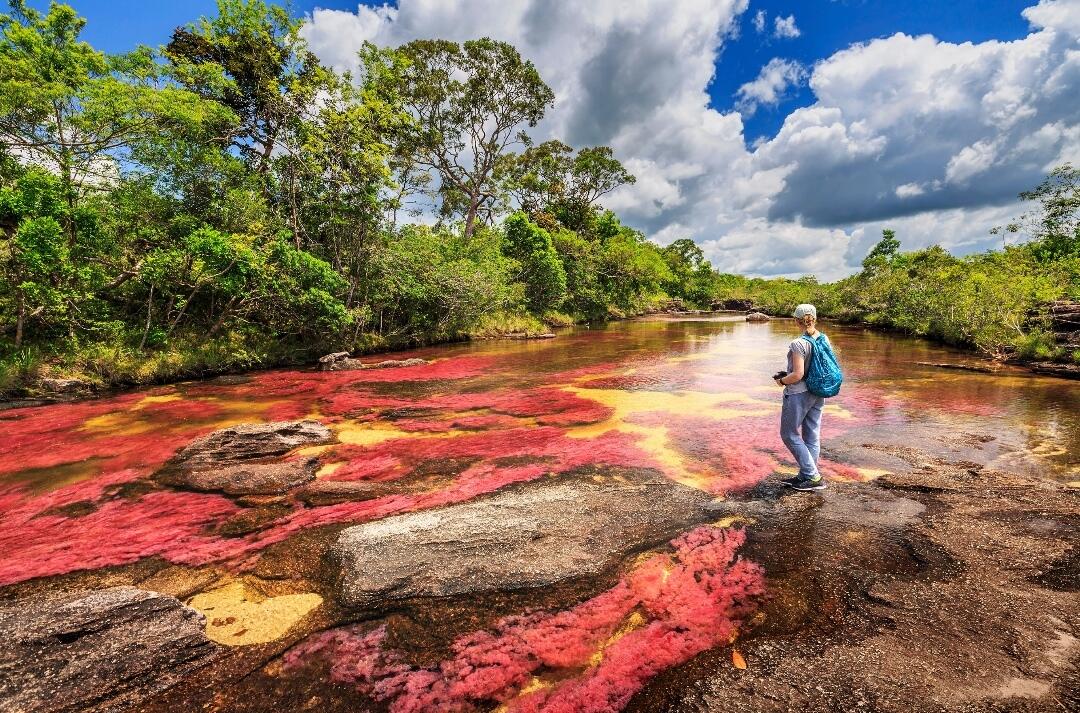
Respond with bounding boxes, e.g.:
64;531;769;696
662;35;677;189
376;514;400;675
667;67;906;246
283;526;764;713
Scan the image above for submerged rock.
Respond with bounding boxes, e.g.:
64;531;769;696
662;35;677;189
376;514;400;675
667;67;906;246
156;420;331;496
168;458;319;496
331;467;714;609
171;420;331;468
319;352;430;371
296;479;392;506
0;586;219;713
745;312;770;322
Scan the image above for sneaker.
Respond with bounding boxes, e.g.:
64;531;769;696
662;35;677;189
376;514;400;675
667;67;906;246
780;475;803;487
790;476;826;491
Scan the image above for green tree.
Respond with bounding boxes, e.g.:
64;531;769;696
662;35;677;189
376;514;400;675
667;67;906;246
1019;163;1079;262
396;38;554;239
501;140;635;230
862;228;900;270
503;212;567;313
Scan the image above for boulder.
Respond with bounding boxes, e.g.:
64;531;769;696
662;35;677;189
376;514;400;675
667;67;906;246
167;458;319;496
331;467;714;609
156;420;332;496
318;354;430;371
0;586;219;713
38;377;93;395
745;312;770;322
171;420;332;468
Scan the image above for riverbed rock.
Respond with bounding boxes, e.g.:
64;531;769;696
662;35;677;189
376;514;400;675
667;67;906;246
1028;361;1080;379
331;467;714;609
297;479;392;506
171;420;332;468
38;377;94;395
745;312;770;322
319;353;431;371
0;586;219;713
172;458;320;496
156;420;331;496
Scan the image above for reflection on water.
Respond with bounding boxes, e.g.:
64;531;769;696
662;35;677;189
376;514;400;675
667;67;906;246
1;315;1078;711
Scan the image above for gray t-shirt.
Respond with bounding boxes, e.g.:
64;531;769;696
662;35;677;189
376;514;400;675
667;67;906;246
784;335;814;395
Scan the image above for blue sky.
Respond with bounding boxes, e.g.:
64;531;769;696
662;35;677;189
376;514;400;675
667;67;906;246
20;0;1080;278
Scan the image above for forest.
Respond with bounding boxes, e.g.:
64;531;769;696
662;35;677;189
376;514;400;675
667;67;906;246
1;0;1077;395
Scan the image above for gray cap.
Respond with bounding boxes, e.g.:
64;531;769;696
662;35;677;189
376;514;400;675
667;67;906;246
793;303;817;319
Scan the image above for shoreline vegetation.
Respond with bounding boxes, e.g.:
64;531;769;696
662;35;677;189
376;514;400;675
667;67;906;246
1;1;1078;400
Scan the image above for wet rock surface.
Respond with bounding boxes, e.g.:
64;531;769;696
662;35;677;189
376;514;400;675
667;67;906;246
167;459;319;496
0;586;219;713
628;449;1080;713
746;312;770;322
170;420;332;467
331;466;714;609
155;420;331;495
319;352;430;371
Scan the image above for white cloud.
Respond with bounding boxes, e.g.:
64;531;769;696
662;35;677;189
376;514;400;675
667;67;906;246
773;14;801;39
752;9;766;34
736;58;807;115
300;0;1080;279
895;182;926;198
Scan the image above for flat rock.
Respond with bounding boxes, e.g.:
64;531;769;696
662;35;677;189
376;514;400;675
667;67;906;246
331;467;713;609
319;355;430;371
166;458;319;496
39;377;93;394
0;586;219;713
171;420;332;468
297;479;392;506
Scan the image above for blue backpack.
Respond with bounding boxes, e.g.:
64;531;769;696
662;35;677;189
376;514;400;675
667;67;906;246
801;333;843;397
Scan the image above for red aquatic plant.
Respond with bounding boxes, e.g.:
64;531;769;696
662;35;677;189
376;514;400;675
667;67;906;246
283;526;764;713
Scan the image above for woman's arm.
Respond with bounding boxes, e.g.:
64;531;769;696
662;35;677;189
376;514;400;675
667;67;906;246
776;352;805;386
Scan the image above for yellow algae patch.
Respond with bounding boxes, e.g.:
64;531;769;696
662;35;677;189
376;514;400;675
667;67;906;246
82;395;279;436
334;421;472;447
588;611;647;667
823;404;856;420
1065;480;1080;489
135;394;183;406
188;581;322;646
854;467;892;481
711;515;756;528
316;461;346;478
561;386;773;491
491;677;554;712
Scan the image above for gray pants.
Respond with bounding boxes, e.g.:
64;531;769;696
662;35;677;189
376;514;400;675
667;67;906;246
780;391;825;479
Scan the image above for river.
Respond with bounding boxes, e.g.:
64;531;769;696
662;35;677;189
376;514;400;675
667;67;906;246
1;315;1077;712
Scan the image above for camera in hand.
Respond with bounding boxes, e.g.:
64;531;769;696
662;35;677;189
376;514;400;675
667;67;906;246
772;370;788;380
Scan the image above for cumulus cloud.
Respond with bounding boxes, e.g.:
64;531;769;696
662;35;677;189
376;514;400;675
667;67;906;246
736;58;807;115
760;0;1080;229
300;0;1080;278
773;14;801;39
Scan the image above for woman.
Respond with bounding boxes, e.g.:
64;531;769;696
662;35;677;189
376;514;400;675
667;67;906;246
774;303;827;491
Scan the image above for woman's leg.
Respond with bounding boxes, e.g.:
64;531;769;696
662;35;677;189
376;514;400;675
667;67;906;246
801;395;825;469
780;393;819;478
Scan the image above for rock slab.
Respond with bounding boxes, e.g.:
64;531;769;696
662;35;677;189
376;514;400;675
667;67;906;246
156;420;332;496
319;352;430;371
0;586;219;713
331;468;714;609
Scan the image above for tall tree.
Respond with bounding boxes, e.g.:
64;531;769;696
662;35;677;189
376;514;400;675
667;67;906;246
396;38;554;239
164;0;327;180
501;140;635;231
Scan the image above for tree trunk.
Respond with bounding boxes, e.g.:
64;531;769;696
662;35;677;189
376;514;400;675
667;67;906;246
139;285;154;351
464;195;480;240
14;288;25;348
